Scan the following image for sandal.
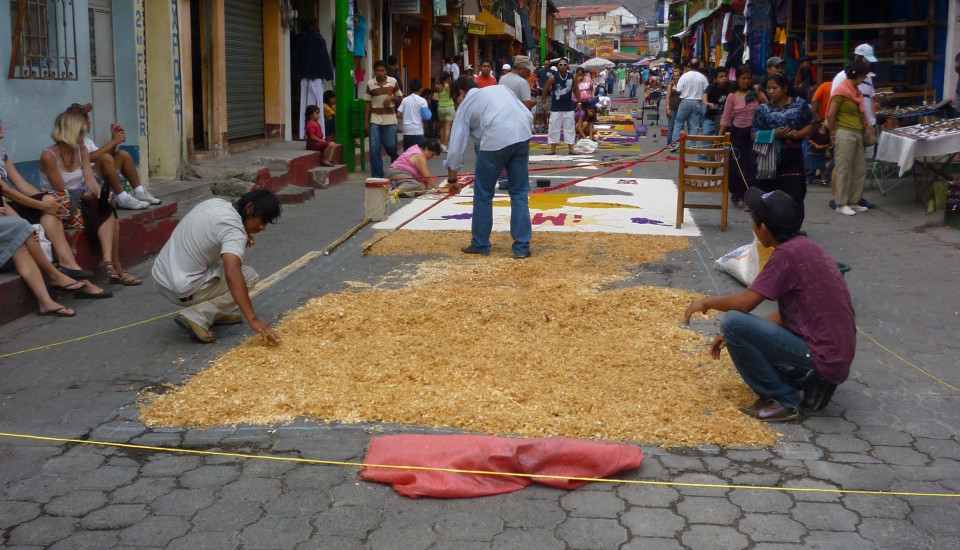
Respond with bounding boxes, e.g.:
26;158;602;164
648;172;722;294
37;306;76;318
117;271;141;286
99;260;121;283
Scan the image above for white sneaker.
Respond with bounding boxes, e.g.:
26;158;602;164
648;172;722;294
132;186;162;205
835;205;856;216
116;193;149;210
849;204;868;212
441;144;448;153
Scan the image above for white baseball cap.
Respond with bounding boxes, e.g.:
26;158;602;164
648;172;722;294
502;63;511;71
854;44;878;63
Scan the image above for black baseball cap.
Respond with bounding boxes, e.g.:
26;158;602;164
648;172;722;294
744;188;803;235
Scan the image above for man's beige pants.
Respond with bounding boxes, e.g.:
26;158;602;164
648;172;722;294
178;265;259;329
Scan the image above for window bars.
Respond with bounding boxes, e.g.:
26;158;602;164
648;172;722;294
9;0;79;80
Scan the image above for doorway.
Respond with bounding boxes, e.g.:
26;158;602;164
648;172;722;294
88;0;116;146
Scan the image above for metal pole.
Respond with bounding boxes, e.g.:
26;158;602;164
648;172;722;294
336;0;356;172
540;0;546;63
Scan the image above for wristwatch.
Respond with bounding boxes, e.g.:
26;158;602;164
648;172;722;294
447;177;458;184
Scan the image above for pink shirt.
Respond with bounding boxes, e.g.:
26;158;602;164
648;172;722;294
391;145;422;181
720;92;760;129
305;121;328;151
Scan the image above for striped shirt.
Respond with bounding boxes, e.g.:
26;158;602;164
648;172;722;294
364;76;403;125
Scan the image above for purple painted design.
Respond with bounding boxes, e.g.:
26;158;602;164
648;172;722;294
630;217;666;226
434;213;473;221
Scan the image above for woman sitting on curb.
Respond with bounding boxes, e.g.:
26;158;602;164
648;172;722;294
683;188;855;421
1;210;103;317
1;117;109;295
39;111;141;285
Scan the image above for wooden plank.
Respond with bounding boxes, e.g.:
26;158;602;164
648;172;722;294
8;0;27;79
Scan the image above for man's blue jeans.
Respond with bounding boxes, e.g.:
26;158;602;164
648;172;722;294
369;123;399;178
472;140;532;257
666;109;678;145
673;99;703;142
629;83;638;98
720;311;820;409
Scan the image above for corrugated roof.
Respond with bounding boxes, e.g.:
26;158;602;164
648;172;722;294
555;4;624;20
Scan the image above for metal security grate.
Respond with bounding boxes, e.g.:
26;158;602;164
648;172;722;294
8;0;79;80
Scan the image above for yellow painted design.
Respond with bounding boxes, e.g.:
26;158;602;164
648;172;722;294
464;194;639;211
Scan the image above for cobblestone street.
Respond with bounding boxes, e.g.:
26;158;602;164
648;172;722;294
2;98;960;549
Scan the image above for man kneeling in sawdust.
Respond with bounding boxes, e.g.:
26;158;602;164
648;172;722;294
152;190;281;345
683;188;855;422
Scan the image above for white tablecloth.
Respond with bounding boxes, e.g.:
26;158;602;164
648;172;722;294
876;130;960;177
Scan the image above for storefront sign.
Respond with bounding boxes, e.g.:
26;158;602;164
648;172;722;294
515;11;522;42
434;0;447;17
389;0;420;14
468;22;486;35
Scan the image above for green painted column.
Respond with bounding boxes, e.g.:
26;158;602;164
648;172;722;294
336;0;356;172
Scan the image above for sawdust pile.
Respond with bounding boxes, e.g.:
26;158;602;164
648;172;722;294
141;232;776;447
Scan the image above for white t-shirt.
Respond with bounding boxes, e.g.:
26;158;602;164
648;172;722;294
831;71;875;125
152;198;247;300
398;94;428;135
444;63;460;81
83;136;99;153
675;71;710;100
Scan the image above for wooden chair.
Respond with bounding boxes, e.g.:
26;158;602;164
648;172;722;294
675;133;731;231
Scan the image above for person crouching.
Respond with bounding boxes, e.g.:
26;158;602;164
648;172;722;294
683;188;855;421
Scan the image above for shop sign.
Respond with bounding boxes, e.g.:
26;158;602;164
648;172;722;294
389;0;420;14
515;11;522;41
434;0;447;17
468;22;486;35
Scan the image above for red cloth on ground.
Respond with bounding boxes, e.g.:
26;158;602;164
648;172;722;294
305;121;329;151
359;434;643;499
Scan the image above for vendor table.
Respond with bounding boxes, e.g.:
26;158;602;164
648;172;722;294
876;128;960;177
875;126;960;204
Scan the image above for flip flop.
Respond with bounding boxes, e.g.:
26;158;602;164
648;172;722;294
73;285;113;299
50;281;86;292
58;266;94;279
37;307;76;318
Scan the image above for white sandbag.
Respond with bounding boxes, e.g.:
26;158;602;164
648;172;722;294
572;138;598;155
715;239;760;286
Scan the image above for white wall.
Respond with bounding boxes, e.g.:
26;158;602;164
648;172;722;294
946;0;959;103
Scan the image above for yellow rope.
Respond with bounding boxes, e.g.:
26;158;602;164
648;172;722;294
0;431;955;499
856;326;960;393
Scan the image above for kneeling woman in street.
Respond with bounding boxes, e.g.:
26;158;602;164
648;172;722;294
38;111;140;285
384;138;444;196
683;188;855;421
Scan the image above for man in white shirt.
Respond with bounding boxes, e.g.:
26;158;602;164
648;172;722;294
443;56;460;80
672;58;710;141
397;78;431;150
444;77;533;259
831;44;878;126
152;190;281;344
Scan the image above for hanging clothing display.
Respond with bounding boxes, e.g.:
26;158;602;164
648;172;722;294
353;14;368;58
294;27;334;140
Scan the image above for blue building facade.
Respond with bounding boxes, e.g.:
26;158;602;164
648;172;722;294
1;0;145;184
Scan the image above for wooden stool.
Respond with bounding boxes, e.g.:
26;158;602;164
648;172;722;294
675;133;731;231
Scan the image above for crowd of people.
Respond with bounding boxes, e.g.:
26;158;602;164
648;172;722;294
662;44;885;218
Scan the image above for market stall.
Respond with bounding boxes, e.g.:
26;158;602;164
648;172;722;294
876;119;960;177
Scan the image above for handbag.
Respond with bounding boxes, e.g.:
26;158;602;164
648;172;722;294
753;129;778;180
862;126;878;147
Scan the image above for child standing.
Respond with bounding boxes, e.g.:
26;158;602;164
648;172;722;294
397;78;431;151
805;121;831;186
304;105;336;166
322;90;336;141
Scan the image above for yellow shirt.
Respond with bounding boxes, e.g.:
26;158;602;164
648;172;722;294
831;95;863;131
323;103;335;120
364;76;403;126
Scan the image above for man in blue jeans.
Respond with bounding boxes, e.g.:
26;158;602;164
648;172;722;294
683;188;856;421
364;60;404;178
445;76;532;259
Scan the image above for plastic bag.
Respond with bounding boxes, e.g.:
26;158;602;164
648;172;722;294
31;224;54;263
715;237;774;286
572;138;598;155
